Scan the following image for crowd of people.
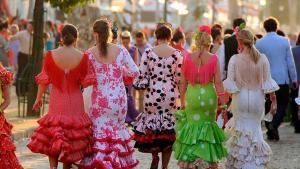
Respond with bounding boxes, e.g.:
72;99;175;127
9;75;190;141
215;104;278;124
0;15;299;169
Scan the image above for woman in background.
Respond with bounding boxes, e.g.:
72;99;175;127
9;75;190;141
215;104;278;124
120;31;140;125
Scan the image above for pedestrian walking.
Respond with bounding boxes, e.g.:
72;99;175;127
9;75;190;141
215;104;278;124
135;31;151;61
0;64;23;169
120;31;140;125
171;27;189;56
224;29;279;169
27;24;95;169
174;25;228;169
256;17;298;141
133;22;183;169
80;19;139;169
10;21;33;96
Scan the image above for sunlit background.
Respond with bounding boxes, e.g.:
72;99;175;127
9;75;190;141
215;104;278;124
6;0;300;32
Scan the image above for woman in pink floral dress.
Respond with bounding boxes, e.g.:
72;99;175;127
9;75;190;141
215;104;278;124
80;19;139;169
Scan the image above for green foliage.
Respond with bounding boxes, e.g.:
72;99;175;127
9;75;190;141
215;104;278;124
46;0;94;13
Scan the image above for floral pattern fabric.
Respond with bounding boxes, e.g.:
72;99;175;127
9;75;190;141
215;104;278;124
81;45;139;169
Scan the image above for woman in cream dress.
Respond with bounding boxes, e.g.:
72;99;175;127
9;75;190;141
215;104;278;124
224;29;279;169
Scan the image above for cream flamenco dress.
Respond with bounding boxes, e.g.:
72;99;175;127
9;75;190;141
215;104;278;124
223;53;279;169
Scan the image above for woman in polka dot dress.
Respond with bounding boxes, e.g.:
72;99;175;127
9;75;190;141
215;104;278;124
133;23;183;169
174;25;228;169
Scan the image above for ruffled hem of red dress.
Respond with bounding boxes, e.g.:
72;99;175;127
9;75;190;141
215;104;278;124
28;113;94;163
37;113;92;129
0;152;23;169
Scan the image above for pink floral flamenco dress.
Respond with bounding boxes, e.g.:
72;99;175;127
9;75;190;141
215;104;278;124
80;46;140;169
27;51;95;163
0;65;23;169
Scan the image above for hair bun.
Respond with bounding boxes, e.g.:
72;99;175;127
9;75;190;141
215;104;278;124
62;33;75;46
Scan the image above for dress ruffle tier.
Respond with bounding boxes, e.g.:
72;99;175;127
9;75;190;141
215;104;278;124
27;113;93;163
174;110;228;167
80;124;139;169
0;114;23;169
225;118;272;169
133;112;176;152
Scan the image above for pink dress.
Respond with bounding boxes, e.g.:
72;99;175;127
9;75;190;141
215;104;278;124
27;51;95;163
81;46;140;169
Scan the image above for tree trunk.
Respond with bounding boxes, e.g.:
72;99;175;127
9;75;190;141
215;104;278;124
27;0;44;116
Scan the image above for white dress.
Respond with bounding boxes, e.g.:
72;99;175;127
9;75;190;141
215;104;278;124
223;54;279;169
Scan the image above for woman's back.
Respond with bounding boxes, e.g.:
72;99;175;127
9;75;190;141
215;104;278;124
229;53;268;90
37;49;91;115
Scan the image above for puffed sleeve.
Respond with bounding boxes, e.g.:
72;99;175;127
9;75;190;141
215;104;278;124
133;49;150;89
174;50;183;85
262;54;279;93
81;53;96;87
223;55;239;93
0;65;13;86
121;46;139;78
35;52;51;85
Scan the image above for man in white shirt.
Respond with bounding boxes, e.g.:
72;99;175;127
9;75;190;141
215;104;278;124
11;21;33;96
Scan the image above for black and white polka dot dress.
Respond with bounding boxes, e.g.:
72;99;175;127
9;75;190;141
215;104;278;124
133;48;183;153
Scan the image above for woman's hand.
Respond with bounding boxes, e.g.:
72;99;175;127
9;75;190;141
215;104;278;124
269;93;277;115
33;99;42;111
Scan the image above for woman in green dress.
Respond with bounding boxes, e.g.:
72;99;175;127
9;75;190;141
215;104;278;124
174;25;228;169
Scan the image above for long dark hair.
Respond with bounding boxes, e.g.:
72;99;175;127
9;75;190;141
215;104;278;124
93;19;111;57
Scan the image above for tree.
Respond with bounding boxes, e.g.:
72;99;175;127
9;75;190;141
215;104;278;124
27;0;94;116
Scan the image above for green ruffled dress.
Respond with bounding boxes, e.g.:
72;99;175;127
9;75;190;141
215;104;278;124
174;54;228;167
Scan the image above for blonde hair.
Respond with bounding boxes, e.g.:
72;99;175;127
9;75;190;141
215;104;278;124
237;29;261;64
191;32;212;52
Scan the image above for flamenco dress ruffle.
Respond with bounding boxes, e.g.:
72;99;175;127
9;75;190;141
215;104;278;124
0;114;23;169
80;118;139;169
174;84;228;168
0;68;23;169
223;78;278;169
133;112;176;153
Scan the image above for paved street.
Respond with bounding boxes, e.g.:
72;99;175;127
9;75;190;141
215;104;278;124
14;124;300;169
5;88;300;169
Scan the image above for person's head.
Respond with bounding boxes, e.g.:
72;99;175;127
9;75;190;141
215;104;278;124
111;25;118;44
237;29;260;63
27;21;33;32
224;28;234;36
193;25;212;52
211;28;222;45
61;24;78;46
233;18;246;29
93;19;112;56
276;29;285;37
46;20;54;32
121;31;131;47
135;31;146;47
10;24;19;35
212;24;223;31
171;27;185;46
297;33;300;46
155;22;172;42
263;17;279;33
